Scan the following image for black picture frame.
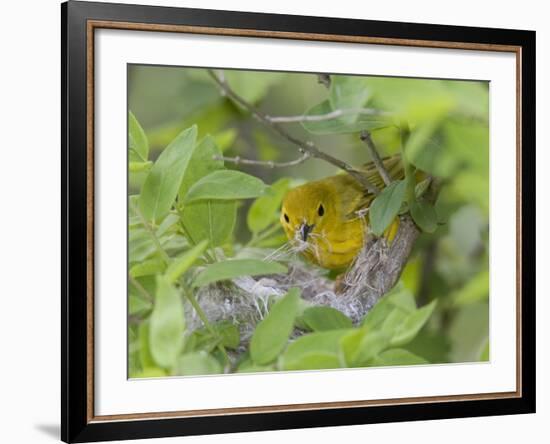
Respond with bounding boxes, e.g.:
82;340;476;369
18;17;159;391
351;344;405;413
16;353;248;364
61;1;536;442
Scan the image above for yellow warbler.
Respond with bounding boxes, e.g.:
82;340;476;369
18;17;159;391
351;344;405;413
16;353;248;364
280;155;404;270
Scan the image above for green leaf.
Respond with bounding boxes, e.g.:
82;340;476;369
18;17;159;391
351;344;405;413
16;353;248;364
215;321;240;350
283;352;341;371
300;75;390;135
193;259;287;287
129;292;152;316
369;180;407;236
410;200;438;233
281;329;351;369
301;306;352;332
340;329;390;367
149;277;185;369
302;100;391;135
381;309;410;337
156;213;180;236
178;135;224;200
361;300;395;330
184;170;267;203
371;349;428;366
177;351;223;376
362;284;416;329
139;125;198;224
128;229;160;264
360;284;428;349
404;123;446;175
187;321;241;353
391;300;437;347
164;240;209;284
181;201;237;247
129;111;149;162
329;75;371;122
184;328;218;354
129;161;152;172
405;330;450;364
176;135;238;247
131;367;167;378
237;359;275;373
139;320;156;369
386;284;417;312
129;257;166;278
247;178;291;234
250;288;301;365
364;77;454;124
129;275;155;310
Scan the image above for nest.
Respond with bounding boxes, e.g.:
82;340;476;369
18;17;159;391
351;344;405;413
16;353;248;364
184;216;420;345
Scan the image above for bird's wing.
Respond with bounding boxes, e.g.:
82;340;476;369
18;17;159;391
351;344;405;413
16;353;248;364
342;155;405;220
358;154;405;189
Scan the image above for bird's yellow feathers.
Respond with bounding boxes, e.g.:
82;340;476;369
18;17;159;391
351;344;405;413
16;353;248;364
280;155;404;270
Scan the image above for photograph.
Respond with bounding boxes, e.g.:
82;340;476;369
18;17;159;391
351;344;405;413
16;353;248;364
127;66;490;378
57;1;536;440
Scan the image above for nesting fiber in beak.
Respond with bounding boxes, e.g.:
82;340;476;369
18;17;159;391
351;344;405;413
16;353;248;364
299;223;314;242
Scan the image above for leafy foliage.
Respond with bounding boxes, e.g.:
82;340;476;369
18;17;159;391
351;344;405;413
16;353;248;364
139;125;197;224
301;306;353;332
250;288;302;365
184;170;268;203
410;200;438;234
149;277;185;369
369;180;407;235
127;67;489;378
193;259;287;287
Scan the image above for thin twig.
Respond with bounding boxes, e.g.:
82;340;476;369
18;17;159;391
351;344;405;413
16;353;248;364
133;201;171;265
129;274;154;304
214;152;310;168
266;108;389;123
207;69;379;195
317;73;331;88
359;130;393;186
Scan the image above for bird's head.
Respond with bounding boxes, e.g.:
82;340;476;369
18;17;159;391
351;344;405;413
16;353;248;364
280;181;334;245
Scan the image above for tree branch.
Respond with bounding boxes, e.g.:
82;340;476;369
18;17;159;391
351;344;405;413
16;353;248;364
266;108;389;123
214;152;310;168
336;216;419;310
207;69;380;195
359;130;393;186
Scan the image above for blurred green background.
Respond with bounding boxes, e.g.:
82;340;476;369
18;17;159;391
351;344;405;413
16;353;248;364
128;65;489;376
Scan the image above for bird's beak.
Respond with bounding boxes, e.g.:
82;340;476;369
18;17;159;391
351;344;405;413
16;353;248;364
298;223;314;242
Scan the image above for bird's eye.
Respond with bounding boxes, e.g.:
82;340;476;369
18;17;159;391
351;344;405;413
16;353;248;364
284;213;290;223
318;204;325;217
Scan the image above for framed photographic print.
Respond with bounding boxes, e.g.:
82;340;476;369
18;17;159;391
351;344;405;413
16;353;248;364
61;1;536;442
